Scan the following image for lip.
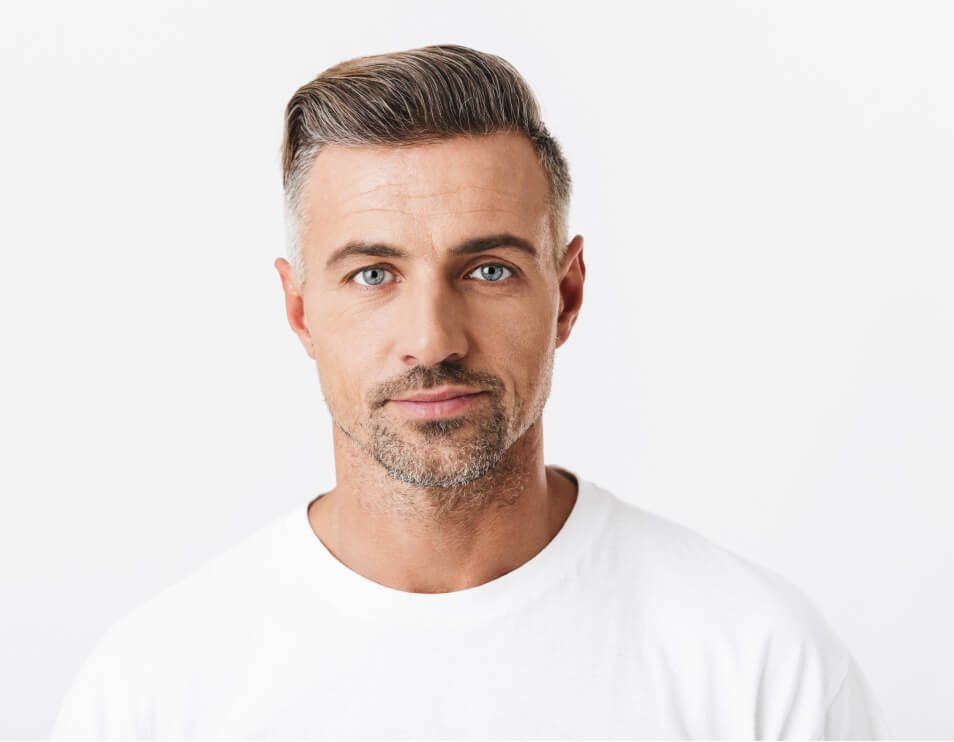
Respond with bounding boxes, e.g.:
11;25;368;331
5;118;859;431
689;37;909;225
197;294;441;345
390;389;486;419
393;386;485;403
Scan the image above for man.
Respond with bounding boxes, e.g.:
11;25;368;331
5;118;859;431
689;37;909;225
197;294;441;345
52;44;889;739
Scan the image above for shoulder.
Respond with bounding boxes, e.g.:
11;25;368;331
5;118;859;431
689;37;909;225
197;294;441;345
127;504;298;625
599;485;836;627
52;505;304;737
589;480;853;674
76;505;301;683
587;483;868;735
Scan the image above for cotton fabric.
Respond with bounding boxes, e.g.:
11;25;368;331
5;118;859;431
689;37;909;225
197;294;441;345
51;473;890;739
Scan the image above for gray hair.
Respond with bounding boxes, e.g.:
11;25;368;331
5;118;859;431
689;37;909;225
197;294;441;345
280;44;572;286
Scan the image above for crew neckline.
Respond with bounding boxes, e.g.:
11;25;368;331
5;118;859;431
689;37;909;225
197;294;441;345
285;469;614;628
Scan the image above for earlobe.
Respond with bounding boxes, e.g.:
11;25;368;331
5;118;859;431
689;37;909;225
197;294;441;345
298;324;317;362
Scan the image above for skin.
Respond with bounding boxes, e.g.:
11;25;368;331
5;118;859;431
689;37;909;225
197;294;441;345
274;131;585;593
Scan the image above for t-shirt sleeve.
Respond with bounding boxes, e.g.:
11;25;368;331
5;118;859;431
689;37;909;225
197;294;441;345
49;628;143;740
822;656;892;740
50;648;109;739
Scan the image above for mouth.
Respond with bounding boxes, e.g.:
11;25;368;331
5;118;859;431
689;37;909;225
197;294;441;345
389;391;486;419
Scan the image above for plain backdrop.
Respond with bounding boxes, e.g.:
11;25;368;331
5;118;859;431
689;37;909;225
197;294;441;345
1;0;952;738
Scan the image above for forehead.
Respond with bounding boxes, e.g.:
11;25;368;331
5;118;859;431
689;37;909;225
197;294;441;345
300;132;551;245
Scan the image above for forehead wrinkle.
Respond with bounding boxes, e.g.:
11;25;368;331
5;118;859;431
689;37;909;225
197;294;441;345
341;207;525;218
351;183;399;199
341;207;412;216
347;182;525;202
388;188;523;201
339;189;536;218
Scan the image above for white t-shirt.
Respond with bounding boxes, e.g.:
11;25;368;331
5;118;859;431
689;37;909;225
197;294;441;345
51;474;890;739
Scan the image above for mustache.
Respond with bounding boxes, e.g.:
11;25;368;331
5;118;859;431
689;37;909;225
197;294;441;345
370;361;502;409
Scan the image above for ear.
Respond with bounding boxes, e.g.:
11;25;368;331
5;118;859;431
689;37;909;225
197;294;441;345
274;258;317;360
555;235;585;349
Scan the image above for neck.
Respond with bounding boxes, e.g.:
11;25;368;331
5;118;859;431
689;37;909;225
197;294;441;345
307;419;578;593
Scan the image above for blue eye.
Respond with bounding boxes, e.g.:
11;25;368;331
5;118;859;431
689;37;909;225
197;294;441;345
349;262;513;288
469;264;513;282
352;267;395;287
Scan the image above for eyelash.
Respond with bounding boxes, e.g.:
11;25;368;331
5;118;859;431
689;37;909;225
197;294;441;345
347;262;515;288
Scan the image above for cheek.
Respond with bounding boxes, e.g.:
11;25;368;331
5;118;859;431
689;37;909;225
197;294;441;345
308;303;367;368
314;342;364;385
310;336;365;408
482;305;556;385
496;299;556;353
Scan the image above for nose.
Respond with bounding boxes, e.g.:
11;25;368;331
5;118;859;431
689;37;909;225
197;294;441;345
395;274;469;368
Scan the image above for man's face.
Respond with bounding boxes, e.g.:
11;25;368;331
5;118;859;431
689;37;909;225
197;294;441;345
279;132;581;488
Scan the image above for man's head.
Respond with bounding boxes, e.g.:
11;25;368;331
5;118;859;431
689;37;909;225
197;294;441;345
275;45;584;498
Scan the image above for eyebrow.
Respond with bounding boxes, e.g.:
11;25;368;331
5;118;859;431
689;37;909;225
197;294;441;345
323;233;539;271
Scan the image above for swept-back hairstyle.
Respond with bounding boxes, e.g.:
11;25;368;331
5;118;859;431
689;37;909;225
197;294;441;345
280;44;572;285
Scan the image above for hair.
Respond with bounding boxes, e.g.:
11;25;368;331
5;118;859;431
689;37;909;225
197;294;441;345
280;44;572;286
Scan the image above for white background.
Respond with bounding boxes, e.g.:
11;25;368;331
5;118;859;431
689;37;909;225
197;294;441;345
2;1;952;738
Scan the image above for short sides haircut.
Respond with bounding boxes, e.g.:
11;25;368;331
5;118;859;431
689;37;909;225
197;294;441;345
280;44;572;285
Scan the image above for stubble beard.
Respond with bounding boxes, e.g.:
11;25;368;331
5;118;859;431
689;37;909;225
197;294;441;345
366;390;514;489
326;343;555;519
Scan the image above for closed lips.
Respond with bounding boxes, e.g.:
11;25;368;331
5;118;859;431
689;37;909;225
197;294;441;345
394;387;484;402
